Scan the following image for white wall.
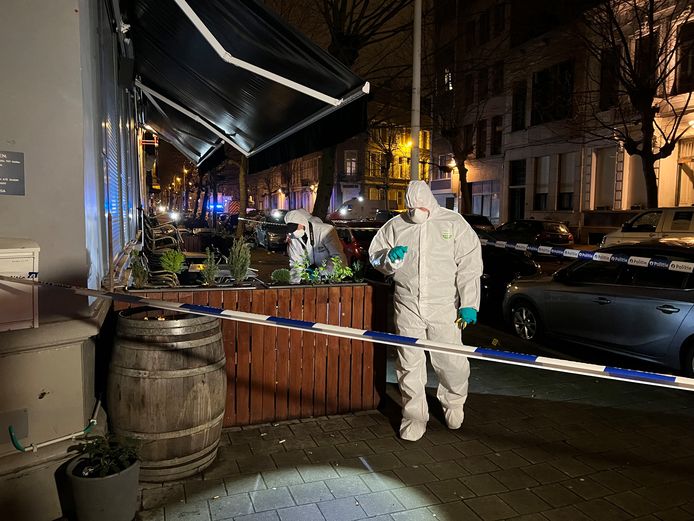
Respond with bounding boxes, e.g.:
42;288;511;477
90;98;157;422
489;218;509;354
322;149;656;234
0;0;90;320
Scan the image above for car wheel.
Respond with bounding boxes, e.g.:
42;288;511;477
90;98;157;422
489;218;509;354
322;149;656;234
511;301;542;341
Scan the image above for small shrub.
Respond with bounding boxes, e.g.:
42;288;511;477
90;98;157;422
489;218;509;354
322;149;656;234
327;256;353;283
229;239;251;285
271;268;291;285
129;251;148;289
201;248;220;285
160;250;185;274
68;435;138;478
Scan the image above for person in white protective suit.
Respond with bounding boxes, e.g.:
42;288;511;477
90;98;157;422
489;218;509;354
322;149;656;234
369;181;483;441
285;209;347;284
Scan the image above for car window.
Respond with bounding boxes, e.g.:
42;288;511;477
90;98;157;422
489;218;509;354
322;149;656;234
352;229;378;243
567;261;622;284
543;222;569;233
670;210;694;231
498;222;514;232
336;229;352;242
629;211;661;232
620;264;687;289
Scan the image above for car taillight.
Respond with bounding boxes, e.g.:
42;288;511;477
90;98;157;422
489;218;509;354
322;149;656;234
568;233;574;241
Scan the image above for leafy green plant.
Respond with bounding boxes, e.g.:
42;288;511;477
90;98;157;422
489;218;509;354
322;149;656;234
228;239;251;285
327;256;353;283
129;251;148;289
201;248;220;286
160;250;185;274
68;435;138;478
351;260;365;283
292;252;314;283
271;268;291;285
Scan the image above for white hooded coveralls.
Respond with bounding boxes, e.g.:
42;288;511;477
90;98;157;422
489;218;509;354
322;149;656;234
285;209;347;284
369;181;483;438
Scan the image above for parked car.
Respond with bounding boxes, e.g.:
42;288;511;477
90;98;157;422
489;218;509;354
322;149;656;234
335;222;382;265
463;214;495;233
503;239;694;375
256;209;289;251
477;231;541;311
329;198;386;221
600;207;694;247
375;209;404;222
491;219;574;247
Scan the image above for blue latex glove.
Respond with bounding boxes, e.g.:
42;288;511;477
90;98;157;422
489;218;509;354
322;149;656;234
388;245;408;262
457;307;477;328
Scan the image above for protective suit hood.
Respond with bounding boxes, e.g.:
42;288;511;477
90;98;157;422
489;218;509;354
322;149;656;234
405;181;439;212
285;209;312;228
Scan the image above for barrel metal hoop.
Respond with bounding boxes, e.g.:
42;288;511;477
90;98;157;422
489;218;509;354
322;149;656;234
112;412;225;440
115;332;223;351
117;321;221;338
109;358;226;379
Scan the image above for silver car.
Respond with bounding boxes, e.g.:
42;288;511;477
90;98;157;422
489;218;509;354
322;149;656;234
503;239;694;375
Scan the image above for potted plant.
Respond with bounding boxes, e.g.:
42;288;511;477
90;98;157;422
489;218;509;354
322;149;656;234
200;247;220;286
66;435;140;521
271;268;292;285
228;238;251;285
129;250;149;289
160;249;186;285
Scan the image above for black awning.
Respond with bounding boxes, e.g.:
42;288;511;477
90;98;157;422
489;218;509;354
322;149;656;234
125;0;369;171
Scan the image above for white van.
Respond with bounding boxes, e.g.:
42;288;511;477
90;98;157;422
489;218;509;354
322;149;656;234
328;198;386;221
600;207;694;247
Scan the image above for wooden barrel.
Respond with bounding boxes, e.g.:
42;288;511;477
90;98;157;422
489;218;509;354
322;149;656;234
107;307;226;482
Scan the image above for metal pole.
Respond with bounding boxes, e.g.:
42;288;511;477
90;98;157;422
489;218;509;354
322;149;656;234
410;0;422;181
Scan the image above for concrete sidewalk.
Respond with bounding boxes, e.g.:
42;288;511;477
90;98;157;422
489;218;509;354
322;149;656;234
137;360;694;521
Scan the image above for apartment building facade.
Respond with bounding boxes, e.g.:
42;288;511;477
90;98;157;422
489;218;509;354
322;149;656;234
433;0;694;241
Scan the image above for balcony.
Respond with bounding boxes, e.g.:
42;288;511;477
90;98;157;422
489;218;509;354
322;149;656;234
431;178;452;192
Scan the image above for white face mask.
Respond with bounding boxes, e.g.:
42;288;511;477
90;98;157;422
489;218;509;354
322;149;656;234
408;208;429;224
293;228;305;239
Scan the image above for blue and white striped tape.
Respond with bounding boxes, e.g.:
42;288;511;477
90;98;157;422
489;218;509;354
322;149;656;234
1;273;693;393
479;238;694;274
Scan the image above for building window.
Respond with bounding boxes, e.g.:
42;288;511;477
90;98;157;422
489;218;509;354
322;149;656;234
344;150;357;175
443;67;454;91
531;60;574;125
471;180;501;224
436;154;453;180
368;152;380;176
510;159;526;186
534;155;550;210
491;61;504;95
463;74;475;106
595;147;617;210
490;115;503;155
511;81;527;131
478;67;489;100
476;120;487;158
465;20;476;51
398;156;407;178
463;124;474;154
635;32;658;86
479;10;491;44
493;3;506;36
676;22;694;94
368;187;383;201
599;47;619;111
558;152;576;210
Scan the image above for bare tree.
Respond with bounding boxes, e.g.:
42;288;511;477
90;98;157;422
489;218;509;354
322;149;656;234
577;0;694;208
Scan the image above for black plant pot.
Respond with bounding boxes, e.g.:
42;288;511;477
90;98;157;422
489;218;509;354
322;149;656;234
66;458;140;521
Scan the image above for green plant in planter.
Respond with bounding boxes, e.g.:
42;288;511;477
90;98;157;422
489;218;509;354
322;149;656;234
129;251;148;289
271;268;291;285
352;260;365;283
160;249;185;274
228;239;251;285
327;255;353;283
201;247;220;286
68;434;138;478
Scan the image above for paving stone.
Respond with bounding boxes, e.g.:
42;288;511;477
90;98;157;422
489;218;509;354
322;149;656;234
541;505;593;521
591;470;641;493
636;481;692;509
531;483;582;508
606;491;658;517
217;443;253;460
249;439;290;456
425;430;461;446
237;455;278;474
277;503;326;521
356;490;406;516
369;423;400;438
425;478;475;502
296;464;340;483
324;476;371;498
428;501;482;521
485;451;530;470
203;457;240;481
390;485;440;510
574;498;632;521
311;431;347;447
424;460;467;481
166;500;211;521
142;484;185;510
345;414;378;429
651;507;694;520
224;474;267;495
521;463;567;484
289;423;325;437
562;477;611;500
184;481;227;503
358;470;406;491
457;455;501;475
208;493;254;521
421;443;463;462
392;466;438;486
490;468;539;491
342;427;377;442
548;457;594;477
359;452;404;472
234;511;280;521
465;495;517;521
250;487;295;512
332;458;372;477
271;449;311;468
288;481;334;505
319;418;351;432
261;468;305;489
136;507;164;521
395;448;435;466
510;446;554;465
367;437;404;453
506;514;547;521
317;497;367;521
336;441;374;458
459;474;508;496
280;435;318;452
497;489;550;515
390;506;436;520
306;446;342;463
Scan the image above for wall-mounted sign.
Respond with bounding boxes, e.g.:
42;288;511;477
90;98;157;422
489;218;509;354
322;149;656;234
0;151;25;196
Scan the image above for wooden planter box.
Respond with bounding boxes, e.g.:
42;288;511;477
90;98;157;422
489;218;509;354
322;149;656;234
113;284;386;427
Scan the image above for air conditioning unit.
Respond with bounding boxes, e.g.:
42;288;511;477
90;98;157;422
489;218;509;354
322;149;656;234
0;238;39;332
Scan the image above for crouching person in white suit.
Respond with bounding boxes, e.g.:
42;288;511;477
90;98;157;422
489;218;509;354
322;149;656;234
369;181;483;441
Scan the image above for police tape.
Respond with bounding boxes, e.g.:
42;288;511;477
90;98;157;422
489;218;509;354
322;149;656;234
2;274;693;393
479;238;694;273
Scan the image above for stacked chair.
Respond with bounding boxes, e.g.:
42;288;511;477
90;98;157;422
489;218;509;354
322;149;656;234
139;210;184;287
